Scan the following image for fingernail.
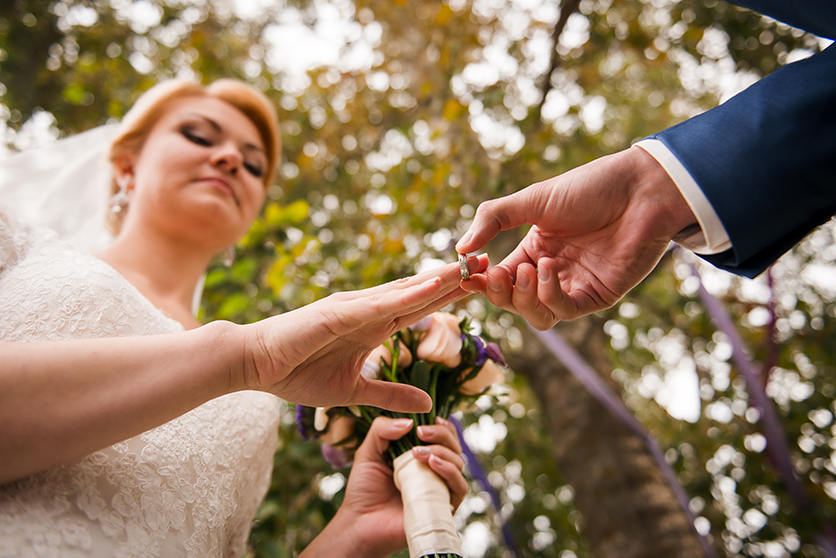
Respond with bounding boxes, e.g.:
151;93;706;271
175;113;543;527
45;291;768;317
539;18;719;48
435;417;449;426
538;265;551;283
413;446;430;457
394;419;414;429
456;231;472;250
420;277;441;287
488;275;502;293
417;426;434;439
517;272;530;292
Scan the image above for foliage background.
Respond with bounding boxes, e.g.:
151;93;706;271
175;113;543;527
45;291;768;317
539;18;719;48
1;0;834;556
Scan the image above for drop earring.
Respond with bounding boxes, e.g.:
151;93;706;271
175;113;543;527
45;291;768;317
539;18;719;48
110;176;132;214
223;246;236;268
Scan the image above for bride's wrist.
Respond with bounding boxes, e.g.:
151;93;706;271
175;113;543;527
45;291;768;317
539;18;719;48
196;320;252;394
302;509;382;558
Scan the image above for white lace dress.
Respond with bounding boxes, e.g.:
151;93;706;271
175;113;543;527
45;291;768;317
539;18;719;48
0;208;282;558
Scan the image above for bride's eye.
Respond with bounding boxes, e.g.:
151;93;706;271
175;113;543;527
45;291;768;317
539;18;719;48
181;127;212;147
244;161;264;178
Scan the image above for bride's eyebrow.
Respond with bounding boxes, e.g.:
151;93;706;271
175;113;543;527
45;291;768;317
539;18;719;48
185;114;266;157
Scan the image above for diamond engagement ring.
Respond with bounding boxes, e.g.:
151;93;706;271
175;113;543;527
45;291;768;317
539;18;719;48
459;253;470;281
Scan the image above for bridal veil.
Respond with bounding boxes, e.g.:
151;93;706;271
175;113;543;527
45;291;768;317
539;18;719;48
0;124;205;313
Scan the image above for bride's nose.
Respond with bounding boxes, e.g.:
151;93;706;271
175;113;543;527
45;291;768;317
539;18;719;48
210;142;244;174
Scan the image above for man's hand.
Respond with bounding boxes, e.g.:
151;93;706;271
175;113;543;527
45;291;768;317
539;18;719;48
456;146;697;330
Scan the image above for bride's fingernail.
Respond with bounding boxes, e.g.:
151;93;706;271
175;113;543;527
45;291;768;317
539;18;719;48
435;417;449;426
394;419;413;429
417;426;434;439
413;446;430;457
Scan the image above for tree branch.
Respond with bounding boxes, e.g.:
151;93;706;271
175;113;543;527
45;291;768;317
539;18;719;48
537;0;582;119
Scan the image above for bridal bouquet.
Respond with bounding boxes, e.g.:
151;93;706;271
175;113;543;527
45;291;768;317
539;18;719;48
296;312;507;558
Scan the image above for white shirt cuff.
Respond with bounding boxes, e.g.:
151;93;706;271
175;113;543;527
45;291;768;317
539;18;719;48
635;139;732;255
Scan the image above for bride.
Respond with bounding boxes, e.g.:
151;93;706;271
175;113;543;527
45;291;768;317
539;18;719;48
0;79;481;557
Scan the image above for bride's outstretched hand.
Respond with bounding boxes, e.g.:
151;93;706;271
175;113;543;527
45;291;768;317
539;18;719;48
240;255;488;412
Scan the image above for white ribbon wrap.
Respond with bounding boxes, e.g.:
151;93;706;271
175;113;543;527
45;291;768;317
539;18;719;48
393;451;463;558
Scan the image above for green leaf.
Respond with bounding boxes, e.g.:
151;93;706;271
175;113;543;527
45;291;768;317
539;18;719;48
409;361;432;394
216;292;251;320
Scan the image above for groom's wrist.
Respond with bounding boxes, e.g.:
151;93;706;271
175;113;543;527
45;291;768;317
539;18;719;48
627;145;699;241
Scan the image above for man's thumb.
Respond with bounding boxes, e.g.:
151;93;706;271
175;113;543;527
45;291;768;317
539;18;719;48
455;193;532;253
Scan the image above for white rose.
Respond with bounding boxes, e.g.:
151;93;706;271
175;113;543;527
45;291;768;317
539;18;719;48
369;340;413;369
320;414;357;446
458;360;505;395
314;407;330;431
416;313;463;368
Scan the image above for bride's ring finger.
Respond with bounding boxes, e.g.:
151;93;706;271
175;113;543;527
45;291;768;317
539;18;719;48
412;445;465;471
427;453;468;510
417;424;462;454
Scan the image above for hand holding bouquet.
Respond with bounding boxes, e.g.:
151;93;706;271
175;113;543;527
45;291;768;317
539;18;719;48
297;312;507;558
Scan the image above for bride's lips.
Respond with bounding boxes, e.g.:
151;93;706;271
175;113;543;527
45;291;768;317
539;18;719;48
198;176;238;205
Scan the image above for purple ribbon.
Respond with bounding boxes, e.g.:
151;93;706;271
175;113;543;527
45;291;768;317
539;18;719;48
689;262;808;506
451;416;522;558
529;325;717;558
688;260;836;558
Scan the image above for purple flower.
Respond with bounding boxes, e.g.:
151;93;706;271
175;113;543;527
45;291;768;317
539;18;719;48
485;341;506;366
462;334;488;367
321;443;353;469
474;336;488;367
295;405;316;441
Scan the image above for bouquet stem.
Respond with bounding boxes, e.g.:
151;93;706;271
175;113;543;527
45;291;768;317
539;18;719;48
393;451;464;558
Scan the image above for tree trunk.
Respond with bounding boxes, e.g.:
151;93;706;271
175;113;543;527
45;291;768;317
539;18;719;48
508;318;706;558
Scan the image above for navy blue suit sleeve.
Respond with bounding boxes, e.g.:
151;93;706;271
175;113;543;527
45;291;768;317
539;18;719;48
730;0;835;40
648;1;836;278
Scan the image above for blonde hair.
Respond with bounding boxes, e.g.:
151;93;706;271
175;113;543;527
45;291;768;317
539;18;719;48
107;79;280;233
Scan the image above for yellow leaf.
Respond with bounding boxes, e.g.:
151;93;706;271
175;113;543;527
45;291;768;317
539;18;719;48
435;5;453;25
264;200;309;228
443;99;464;121
284;200;310;224
384;239;404;254
266;256;291;295
264;203;284;227
240;220;266;248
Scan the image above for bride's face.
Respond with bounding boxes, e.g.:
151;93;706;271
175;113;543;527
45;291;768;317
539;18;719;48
121;96;269;247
